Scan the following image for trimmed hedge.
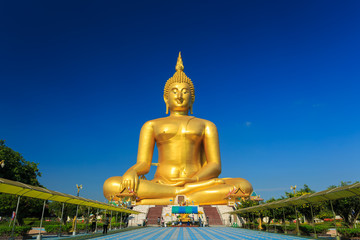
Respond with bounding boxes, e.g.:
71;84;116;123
23;220;57;226
239;222;335;237
299;224;330;235
338;228;360;239
272;224;296;233
44;222;126;234
44;224;89;233
0;226;32;237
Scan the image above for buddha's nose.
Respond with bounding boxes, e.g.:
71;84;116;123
176;92;183;100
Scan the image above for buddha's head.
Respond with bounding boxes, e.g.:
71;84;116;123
164;52;195;114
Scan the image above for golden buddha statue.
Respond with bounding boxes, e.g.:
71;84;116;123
103;53;253;205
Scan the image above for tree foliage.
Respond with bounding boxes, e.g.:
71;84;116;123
0;140;41;186
0;140;44;224
48;202;78;224
235;198;260;223
327;181;360;228
290;184;323;223
261;197;284;224
235;183;360;229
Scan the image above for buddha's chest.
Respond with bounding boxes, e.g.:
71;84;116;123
154;119;204;143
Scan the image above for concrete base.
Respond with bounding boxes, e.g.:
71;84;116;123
128;204;238;227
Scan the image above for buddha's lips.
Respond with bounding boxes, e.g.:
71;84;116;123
176;99;184;104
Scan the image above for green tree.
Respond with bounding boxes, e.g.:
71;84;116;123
315;206;333;219
327;181;360;228
291;184;323;223
0;140;44;224
235;198;260;225
0;140;41;186
262;197;284;224
48;202;78;224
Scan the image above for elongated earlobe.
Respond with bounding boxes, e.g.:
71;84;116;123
164;95;169;114
190;104;193;114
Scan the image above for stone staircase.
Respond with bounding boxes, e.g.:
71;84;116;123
216;205;236;226
127;205;151;226
147;205;164;225
201;205;223;225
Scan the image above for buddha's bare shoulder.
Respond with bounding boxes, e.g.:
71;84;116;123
141;116;217;129
141;117;169;125
191;117;218;129
139;117;171;129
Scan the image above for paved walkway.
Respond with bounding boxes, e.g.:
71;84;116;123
91;227;314;240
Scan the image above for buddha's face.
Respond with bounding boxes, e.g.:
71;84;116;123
166;82;192;112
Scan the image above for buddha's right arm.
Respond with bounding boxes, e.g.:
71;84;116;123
125;121;155;176
121;121;155;191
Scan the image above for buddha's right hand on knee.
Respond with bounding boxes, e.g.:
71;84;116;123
121;169;139;193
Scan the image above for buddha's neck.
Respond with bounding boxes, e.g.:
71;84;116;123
170;110;189;116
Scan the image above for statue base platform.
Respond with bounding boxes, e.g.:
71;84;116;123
127;204;241;227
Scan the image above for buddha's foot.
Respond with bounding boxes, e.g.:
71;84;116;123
176;178;225;195
137;198;176;205
116;189;137;197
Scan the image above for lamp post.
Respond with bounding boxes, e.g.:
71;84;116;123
73;184;82;235
76;184;83;197
290;185;297;196
290;185;300;236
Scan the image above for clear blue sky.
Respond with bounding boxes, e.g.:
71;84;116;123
1;1;359;202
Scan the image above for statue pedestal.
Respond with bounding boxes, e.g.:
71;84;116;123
127;204;240;227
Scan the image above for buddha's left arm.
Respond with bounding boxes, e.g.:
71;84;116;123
194;121;222;181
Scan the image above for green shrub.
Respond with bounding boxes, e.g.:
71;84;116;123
0;222;10;227
23;220;37;226
23;218;38;222
0;226;32;237
276;224;296;232
262;224;285;232
314;224;331;234
299;225;314;235
44;225;59;234
298;223;331;235
75;224;88;231
111;223;121;228
23;219;58;226
338;228;360;239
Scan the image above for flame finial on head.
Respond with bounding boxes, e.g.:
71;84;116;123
175;51;184;72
